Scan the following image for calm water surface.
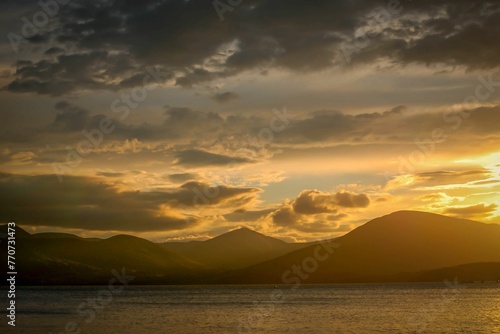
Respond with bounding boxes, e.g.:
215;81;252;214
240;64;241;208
1;283;500;333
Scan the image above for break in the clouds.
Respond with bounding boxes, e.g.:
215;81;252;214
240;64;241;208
3;0;500;95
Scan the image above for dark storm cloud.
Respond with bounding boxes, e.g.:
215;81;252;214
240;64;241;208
397;2;500;70
0;173;259;231
4;0;500;95
340;1;500;69
4;52;127;95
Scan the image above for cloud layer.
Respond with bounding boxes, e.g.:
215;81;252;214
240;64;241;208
0;173;260;232
3;0;500;95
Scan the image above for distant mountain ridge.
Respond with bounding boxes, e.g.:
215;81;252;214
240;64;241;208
225;211;500;283
2;211;500;284
162;227;315;269
1;229;203;284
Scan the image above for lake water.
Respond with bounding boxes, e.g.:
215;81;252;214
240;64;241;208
1;283;500;333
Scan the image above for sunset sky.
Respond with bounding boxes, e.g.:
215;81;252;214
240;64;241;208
0;0;499;242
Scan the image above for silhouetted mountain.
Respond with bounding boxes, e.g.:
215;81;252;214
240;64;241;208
224;211;500;283
163;228;313;269
160;240;203;254
0;225;203;284
2;211;500;285
31;232;101;241
411;262;500;282
0;224;31;239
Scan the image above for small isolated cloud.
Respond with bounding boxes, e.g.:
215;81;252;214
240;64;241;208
166;173;199;183
211;91;240;104
95;172;126;178
292;190;370;215
292;190;369;215
444;203;498;219
174;149;254;167
268;189;370;232
419;193;449;202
